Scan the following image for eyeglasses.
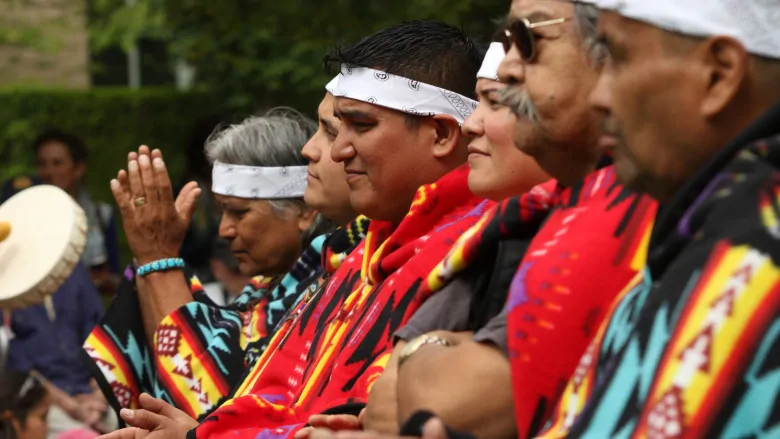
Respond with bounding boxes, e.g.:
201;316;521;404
502;17;571;62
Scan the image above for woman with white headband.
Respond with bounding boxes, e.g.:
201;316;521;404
83;107;369;421
461;41;549;200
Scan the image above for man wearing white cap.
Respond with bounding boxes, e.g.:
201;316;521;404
531;1;780;437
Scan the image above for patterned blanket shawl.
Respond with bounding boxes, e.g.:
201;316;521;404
536;105;780;438
192;165;490;439
82;218;369;420
424;167;657;438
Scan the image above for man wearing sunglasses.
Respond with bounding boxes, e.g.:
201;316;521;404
497;0;606;189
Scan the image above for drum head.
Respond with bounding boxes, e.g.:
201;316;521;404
0;185;87;309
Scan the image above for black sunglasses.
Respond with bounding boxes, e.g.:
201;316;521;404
502;17;571;62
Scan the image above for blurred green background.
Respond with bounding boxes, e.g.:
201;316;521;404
0;0;508;266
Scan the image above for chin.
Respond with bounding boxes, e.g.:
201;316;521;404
467;175;492;198
237;262;257;277
304;191;325;211
613;159;641;188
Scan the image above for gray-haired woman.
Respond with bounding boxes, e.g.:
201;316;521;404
86;108;347;420
205;109;332;277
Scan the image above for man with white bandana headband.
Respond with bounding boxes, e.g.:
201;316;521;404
100;21;489;439
299;5;658;437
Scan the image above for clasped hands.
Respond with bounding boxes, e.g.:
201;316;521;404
109;146;201;265
99;393;198;439
296;413;450;439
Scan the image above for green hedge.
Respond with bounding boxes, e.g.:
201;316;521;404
0;86;220;265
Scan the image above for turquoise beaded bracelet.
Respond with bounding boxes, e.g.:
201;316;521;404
136;257;185;277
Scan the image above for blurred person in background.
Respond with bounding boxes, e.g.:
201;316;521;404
32;129;121;296
0;261;112;438
0;372;50;439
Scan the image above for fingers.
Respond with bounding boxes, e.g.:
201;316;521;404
177;182;201;222
128;160;145;199
120;408;167;431
138;154;158;203
422;419;449;439
98;427;149;439
307;415;331;428
308;428;336;439
295;427;316;439
138;145;151;157
111;179;135;219
325;415;361;431
174;183;193;213
153;156;174;205
138;393;195;424
151;148;163;160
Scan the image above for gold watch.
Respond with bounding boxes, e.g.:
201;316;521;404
398;334;451;367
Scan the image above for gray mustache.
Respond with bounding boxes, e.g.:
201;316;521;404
498;86;540;126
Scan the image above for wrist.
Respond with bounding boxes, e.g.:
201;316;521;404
136;257;185;277
397;334;451;368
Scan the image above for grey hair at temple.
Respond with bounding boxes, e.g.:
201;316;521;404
497;3;603;123
573;3;608;68
205;108;334;247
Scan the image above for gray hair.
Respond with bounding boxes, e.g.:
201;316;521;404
574;3;608;68
205;107;335;247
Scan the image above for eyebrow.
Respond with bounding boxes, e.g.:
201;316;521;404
477;86;500;98
524;11;555;24
333;108;374;120
320;115;337;132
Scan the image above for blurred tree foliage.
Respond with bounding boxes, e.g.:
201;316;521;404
89;0;508;115
0;87;218;264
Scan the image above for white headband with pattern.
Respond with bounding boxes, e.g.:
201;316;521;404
325;75;339;94
331;65;478;124
477;43;506;81
211;161;307;199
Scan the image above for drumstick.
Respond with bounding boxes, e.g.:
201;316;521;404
0;222;10;243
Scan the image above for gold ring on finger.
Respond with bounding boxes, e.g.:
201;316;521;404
134;196;147;207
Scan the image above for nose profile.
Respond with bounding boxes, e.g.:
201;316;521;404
301;134;321;163
461;110;484;138
330;134;356;164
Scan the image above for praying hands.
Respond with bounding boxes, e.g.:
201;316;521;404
110;146;201;266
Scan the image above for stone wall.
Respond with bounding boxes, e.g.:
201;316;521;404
0;0;90;88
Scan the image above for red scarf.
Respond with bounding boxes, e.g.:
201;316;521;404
506;167;657;437
194;165;490;439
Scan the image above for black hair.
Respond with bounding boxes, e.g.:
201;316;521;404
32;128;88;164
0;372;47;439
324;21;487;100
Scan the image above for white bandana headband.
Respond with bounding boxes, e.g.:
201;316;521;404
578;0;780;60
211;161;307;199
325;75;339;94
477;43;506;81
331;65;478;124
